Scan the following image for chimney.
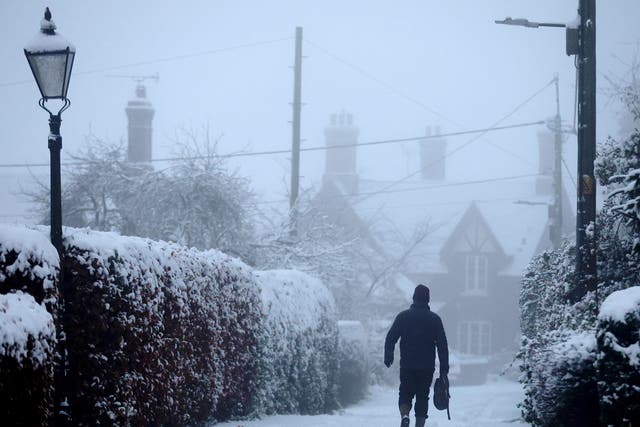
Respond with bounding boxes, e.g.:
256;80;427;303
419;125;446;180
536;129;553;195
125;84;155;163
323;110;358;194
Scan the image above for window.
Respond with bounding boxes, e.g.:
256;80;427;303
457;321;491;355
464;254;488;294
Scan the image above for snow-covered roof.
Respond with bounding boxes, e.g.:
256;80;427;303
336;174;558;276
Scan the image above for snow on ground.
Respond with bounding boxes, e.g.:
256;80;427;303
214;377;527;427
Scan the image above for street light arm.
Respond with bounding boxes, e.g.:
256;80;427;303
495;17;566;29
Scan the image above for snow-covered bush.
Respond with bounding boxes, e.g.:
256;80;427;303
1;225;344;424
518;241;600;427
337;320;369;406
254;270;339;415
597;286;640;425
520;330;598;427
61;228;261;426
0;224;59;426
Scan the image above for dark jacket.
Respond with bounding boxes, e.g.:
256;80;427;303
384;302;449;373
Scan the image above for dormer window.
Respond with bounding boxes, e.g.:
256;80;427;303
464;254;488;294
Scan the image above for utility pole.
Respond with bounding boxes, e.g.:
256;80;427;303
495;0;598;301
550;74;563;249
574;0;597;302
290;26;303;232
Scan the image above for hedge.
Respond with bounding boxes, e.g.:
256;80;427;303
0;225;341;425
337;320;369;406
597;286;640;425
0;224;59;426
254;269;339;415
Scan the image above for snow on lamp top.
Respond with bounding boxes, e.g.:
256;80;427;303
24;7;75;100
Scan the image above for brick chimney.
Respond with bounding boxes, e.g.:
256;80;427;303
323;111;358;194
419;126;446;180
125;84;154;163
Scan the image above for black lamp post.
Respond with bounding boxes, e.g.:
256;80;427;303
24;7;75;255
24;8;75;425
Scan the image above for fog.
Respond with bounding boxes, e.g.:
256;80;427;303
2;2;639;205
1;0;640;379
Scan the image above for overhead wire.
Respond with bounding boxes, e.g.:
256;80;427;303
349;78;556;206
0;37;293;88
304;38;543;169
0;119;544;169
253;172;545;206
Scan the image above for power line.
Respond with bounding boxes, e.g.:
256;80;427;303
255;173;544;206
0;37;293;88
305;39;545;169
350;79;556;206
305;39;454;126
0;119;544;169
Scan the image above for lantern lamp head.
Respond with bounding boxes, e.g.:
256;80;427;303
24;7;75;108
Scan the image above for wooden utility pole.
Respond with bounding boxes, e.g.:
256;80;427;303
290;27;303;226
574;0;597;301
550;74;563;249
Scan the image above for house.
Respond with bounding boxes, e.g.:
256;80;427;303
315;111;574;369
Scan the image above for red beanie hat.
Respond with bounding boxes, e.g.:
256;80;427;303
413;284;430;303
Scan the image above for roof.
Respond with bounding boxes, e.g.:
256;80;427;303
330;174;566;277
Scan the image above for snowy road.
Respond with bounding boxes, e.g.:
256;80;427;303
214;378;528;427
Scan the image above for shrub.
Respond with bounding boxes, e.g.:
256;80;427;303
0;224;59;426
518;241;599;426
254;270;339;415
337;320;369;406
597;286;640;425
521;331;598;427
0;225;342;425
61;228;261;425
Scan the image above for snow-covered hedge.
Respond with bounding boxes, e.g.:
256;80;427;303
254;270;339;415
597;286;640;425
337;320;369;406
61;228;262;425
0;225;343;424
520;331;598;427
518;242;600;427
0;224;59;426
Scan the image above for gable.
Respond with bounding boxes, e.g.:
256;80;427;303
441;203;506;259
451;213;500;253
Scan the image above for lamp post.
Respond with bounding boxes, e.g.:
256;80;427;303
24;7;75;254
24;8;75;425
496;0;597;302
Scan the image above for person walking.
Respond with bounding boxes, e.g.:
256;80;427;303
384;284;449;427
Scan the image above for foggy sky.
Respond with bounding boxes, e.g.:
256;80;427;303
1;1;639;219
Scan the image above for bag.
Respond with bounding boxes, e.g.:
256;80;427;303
433;376;451;420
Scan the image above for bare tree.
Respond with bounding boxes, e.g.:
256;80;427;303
25;128;256;260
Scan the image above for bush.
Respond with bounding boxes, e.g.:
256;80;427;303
254;270;339;415
518;241;600;426
597;286;640;425
337;320;369;406
61;228;262;425
521;331;598;427
0;224;59;426
0;226;342;424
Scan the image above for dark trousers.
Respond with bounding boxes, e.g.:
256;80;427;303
398;368;434;418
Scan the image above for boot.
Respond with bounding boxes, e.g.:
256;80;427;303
399;404;411;427
415;416;426;427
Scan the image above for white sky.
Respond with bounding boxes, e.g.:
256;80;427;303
1;1;639;219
